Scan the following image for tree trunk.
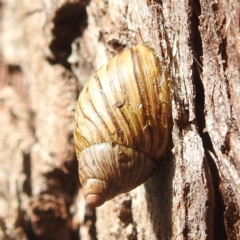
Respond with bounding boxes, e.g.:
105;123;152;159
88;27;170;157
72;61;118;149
0;0;239;239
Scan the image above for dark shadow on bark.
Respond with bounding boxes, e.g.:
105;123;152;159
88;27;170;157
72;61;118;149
191;0;227;239
37;158;81;240
83;206;97;240
144;150;174;239
43;159;79;208
47;1;90;70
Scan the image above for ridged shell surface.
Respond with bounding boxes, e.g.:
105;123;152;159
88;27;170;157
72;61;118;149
75;44;170;157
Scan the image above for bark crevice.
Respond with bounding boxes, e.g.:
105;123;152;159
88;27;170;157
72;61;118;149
47;1;90;69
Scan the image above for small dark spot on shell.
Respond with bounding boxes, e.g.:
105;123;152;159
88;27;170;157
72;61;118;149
114;100;125;108
118;151;130;163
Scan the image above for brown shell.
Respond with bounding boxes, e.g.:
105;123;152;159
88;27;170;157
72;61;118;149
74;44;171;207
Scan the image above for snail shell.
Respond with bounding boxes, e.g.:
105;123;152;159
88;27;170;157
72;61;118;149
74;44;171;207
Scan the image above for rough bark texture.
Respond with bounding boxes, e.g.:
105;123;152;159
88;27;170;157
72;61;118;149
0;0;239;240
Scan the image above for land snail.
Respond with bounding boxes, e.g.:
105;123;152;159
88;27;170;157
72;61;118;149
74;43;171;207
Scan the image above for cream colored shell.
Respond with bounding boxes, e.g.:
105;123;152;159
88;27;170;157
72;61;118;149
74;44;171;207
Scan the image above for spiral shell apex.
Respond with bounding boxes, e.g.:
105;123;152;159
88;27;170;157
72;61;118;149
74;44;171;207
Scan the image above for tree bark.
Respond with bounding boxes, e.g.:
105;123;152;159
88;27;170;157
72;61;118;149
0;0;239;239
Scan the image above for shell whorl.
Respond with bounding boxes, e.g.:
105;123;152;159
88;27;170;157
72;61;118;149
79;143;154;206
74;44;171;206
